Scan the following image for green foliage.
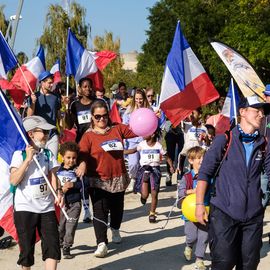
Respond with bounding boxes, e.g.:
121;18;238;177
38;2;89;80
0;5;8;36
138;0;270;96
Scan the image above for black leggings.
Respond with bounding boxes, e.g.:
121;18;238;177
89;188;125;245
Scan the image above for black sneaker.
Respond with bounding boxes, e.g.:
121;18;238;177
140;197;147;205
63;247;74;259
149;214;157;223
165;175;172;186
83;217;91;223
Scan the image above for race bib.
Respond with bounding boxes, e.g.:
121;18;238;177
141;149;160;164
56;170;77;186
29;177;50;199
77;110;91;124
101;139;123;151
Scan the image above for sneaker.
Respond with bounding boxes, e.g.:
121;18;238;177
166;174;172;186
62;246;74;259
195;260;206;270
140;196;147;205
126;178;135;192
183;246;192;261
111;229;122;243
94;242;108;258
149;212;157;223
83;217;92;223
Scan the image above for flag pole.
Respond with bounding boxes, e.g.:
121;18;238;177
0;91;69;220
66;75;69;97
17;63;34;95
231;78;238;125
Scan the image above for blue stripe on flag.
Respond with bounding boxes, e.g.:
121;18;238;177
66;29;85;76
227;81;240;121
36;46;46;70
0;90;26;164
166;21;190;91
0;31;18;75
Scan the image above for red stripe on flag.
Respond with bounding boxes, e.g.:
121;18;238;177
160;73;219;127
0;205;18;242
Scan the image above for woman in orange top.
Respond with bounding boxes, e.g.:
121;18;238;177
77;99;136;258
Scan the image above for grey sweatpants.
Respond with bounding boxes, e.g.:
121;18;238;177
184;221;208;259
59;201;81;248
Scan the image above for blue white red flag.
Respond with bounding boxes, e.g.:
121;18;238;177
50;59;61;84
1;46;46;108
159;21;219;126
221;79;240;123
0;31;18;79
66;29;103;88
0;90;26;241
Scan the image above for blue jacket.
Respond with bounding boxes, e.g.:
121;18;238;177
198;126;270;222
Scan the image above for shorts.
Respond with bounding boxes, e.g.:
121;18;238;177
14;210;61;267
134;165;161;193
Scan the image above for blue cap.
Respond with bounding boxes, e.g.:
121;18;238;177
263;84;270;96
238;95;270;115
38;71;53;82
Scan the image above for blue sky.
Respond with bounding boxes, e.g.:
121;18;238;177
3;0;158;57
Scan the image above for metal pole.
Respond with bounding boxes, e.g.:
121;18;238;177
9;0;24;49
231;78;238;125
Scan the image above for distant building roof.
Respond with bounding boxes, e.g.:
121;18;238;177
121;50;139;72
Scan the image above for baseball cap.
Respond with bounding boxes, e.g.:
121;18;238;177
263;84;270;96
110;83;119;95
38;71;53;82
238;95;270;115
23;116;56;132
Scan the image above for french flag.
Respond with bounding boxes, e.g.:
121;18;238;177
5;46;46;107
89;50;117;71
0;90;26;242
159;21;219;126
50;59;61;84
66;29;103;88
0;31;18;80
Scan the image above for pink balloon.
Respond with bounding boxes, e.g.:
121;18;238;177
129;108;158;137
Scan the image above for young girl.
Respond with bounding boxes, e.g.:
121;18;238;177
128;129;174;223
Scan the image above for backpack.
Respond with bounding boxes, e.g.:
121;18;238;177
10;149;51;197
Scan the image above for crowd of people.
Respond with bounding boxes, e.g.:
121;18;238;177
5;69;270;270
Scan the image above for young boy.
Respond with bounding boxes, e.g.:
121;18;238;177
10;115;63;270
177;146;208;270
57;142;87;259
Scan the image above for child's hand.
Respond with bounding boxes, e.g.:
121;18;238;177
170;166;175;174
25;145;36;162
62;182;74;193
55;193;64;208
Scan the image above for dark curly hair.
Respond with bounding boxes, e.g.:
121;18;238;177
59;141;80;156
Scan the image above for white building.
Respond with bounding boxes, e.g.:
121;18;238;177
121;50;139;72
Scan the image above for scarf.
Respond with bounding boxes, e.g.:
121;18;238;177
237;124;259;143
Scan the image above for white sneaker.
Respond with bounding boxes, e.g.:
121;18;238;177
94;242;108;258
126;178;135;192
112;229;122;243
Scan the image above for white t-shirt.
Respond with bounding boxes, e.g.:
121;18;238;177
180;124;208;155
137;140;166;167
10;149;59;213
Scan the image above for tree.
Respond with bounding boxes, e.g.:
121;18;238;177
16;51;28;65
38;2;89;77
93;31;123;90
138;0;270;97
0;5;8;36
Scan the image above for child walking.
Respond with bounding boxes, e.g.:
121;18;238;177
133;129;174;223
57;142;87;259
10;116;63;270
177;146;208;270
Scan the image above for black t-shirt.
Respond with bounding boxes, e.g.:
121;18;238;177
70;99;93;143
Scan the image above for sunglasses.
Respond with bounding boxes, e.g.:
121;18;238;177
147;95;154;98
33;129;49;135
93;113;109;121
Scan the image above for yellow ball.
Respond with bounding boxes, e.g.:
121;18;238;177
181;193;210;222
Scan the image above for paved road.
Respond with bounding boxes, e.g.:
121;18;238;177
1;176;270;270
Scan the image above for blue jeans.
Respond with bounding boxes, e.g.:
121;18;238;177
261;173;269;208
